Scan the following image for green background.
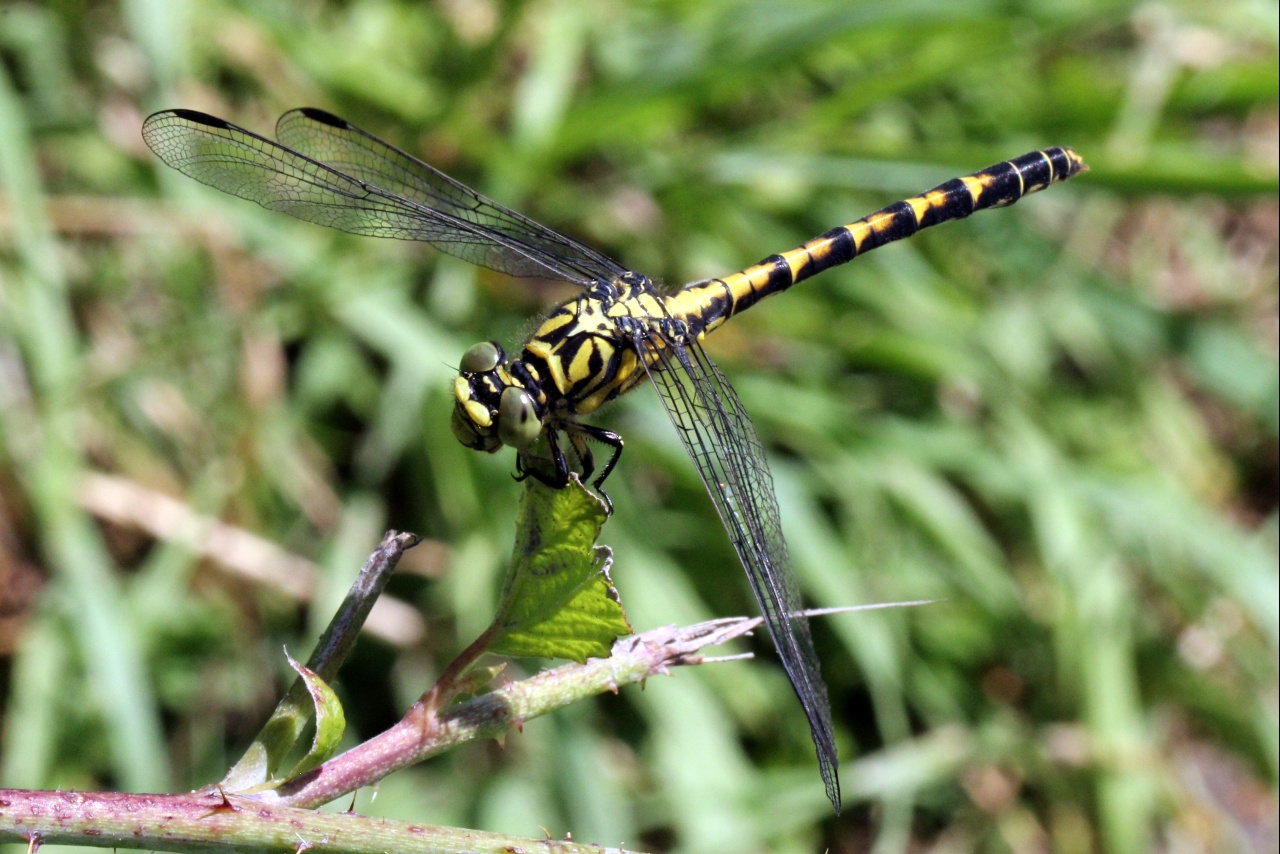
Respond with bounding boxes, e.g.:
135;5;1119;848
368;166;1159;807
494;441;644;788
0;0;1275;852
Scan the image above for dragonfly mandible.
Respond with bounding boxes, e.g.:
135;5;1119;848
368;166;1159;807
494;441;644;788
143;106;1086;812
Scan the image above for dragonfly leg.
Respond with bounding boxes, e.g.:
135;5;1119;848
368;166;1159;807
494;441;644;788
566;430;596;483
565;423;623;514
514;425;619;514
575;425;624;489
514;428;571;488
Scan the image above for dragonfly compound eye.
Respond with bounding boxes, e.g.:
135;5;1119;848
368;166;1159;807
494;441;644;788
498;387;541;449
460;341;503;374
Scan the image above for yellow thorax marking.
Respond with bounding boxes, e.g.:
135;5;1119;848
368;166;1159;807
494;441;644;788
568;340;596;384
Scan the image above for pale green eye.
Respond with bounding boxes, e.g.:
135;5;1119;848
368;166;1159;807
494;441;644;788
498;387;541;449
460;341;502;373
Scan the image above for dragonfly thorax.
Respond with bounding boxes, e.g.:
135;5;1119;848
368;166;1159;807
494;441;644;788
451;340;546;454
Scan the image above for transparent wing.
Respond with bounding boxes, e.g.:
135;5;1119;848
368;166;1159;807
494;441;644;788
635;329;840;812
142;108;627;286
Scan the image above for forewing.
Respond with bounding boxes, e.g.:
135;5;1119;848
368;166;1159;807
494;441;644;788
636;331;841;812
274;108;626;284
142;109;621;285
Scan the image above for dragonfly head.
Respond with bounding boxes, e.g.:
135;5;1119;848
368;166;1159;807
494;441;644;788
451;340;543;453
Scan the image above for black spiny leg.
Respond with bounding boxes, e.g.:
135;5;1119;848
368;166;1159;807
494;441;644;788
514;427;571;488
565;423;624;514
513;424;622;513
574;424;624;490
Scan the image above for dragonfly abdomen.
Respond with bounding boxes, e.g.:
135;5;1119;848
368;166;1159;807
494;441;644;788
667;146;1085;339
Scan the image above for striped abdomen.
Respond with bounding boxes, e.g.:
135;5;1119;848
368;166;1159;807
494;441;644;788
665;146;1086;337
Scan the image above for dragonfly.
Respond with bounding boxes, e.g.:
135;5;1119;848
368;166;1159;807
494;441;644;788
143;106;1086;812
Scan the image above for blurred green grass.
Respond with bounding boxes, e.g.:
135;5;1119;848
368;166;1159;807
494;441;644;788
0;1;1275;852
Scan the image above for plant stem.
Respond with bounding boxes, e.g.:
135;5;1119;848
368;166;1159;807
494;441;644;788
267;618;766;809
0;619;770;851
0;789;630;853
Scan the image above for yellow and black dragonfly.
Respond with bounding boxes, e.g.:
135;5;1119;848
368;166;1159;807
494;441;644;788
143;107;1086;811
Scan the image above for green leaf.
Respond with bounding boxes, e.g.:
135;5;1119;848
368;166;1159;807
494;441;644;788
222;741;271;792
488;477;631;663
223;647;349;792
279;649;347;782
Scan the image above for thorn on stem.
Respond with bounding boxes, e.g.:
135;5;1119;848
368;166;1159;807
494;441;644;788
198;786;241;818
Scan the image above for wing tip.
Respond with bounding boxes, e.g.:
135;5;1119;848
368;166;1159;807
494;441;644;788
295;107;351;129
161;108;230;129
823;762;842;814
